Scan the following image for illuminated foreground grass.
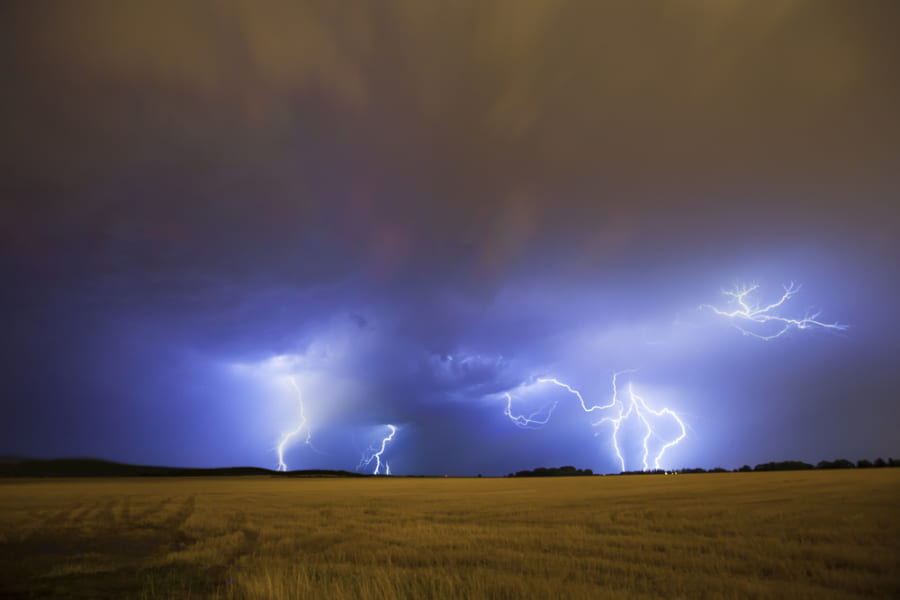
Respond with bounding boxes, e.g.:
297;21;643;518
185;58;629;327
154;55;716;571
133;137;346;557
1;470;898;598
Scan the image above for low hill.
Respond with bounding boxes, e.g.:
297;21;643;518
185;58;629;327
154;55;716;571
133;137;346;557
0;458;363;478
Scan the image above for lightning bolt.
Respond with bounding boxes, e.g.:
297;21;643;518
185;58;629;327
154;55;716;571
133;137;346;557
358;424;397;475
503;393;556;428
701;282;846;340
505;371;686;472
275;376;313;472
593;380;686;472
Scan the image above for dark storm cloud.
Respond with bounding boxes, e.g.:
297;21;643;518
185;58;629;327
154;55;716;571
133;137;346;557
5;1;898;254
1;1;898;472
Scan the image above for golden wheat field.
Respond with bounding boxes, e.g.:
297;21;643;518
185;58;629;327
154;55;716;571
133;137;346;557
0;470;898;599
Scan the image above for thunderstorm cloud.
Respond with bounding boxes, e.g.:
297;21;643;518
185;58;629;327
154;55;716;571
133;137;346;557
1;1;898;474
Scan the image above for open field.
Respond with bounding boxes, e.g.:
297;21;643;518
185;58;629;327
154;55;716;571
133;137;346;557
1;470;898;599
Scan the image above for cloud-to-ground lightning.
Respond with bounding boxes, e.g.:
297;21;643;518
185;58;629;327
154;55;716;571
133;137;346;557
275;376;313;472
505;372;686;472
702;282;847;340
593;379;687;472
358;424;397;475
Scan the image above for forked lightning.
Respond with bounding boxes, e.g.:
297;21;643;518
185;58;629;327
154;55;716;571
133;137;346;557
358;424;397;475
702;282;846;340
506;372;685;472
275;377;313;472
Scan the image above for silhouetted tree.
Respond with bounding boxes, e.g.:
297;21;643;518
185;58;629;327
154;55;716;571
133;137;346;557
511;466;596;477
874;457;887;468
816;459;855;469
857;459;873;469
738;465;752;472
754;461;813;472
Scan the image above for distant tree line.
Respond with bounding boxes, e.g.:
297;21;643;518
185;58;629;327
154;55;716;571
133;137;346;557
675;457;898;474
506;465;593;477
505;458;898;477
747;457;897;472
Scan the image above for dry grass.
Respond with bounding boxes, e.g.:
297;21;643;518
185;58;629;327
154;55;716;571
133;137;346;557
1;470;898;599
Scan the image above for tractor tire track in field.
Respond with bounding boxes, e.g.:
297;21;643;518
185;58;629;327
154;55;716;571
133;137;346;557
67;502;94;523
45;499;110;530
46;505;79;527
117;495;131;524
5;492;250;599
207;509;262;595
67;500;109;526
161;495;196;531
88;499;117;526
131;496;174;524
230;509;260;558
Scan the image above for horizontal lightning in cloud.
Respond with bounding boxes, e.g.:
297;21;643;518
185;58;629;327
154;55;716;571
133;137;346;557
505;371;686;472
702;282;846;340
503;393;556;428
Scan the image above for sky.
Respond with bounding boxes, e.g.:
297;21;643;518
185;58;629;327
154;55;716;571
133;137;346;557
1;1;898;475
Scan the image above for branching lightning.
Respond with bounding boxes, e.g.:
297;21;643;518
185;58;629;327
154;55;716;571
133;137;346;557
593;379;686;472
503;393;556;428
275;376;313;472
702;282;846;340
358;424;397;475
505;371;686;472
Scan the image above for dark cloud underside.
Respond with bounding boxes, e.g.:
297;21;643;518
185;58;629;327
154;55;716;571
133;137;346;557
1;1;898;472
